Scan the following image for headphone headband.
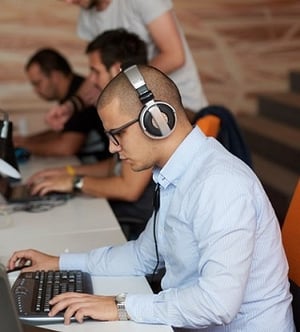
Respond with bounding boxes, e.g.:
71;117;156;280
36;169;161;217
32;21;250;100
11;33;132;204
123;65;153;104
123;65;177;139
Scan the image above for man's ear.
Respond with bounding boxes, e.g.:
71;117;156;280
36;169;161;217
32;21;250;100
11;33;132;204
109;62;122;77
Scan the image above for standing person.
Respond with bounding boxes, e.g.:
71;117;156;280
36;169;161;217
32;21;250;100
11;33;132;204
8;65;295;331
27;30;154;240
46;0;208;130
15;48;110;164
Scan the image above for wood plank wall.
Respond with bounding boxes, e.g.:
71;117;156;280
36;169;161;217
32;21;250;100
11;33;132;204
0;0;299;134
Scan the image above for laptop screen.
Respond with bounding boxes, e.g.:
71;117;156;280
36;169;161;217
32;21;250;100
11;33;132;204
0;264;56;332
0;264;24;332
0;176;10;201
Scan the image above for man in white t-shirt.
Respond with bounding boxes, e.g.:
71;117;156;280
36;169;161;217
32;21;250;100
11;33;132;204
46;0;208;129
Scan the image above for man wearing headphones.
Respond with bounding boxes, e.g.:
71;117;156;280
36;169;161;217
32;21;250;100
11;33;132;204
8;65;295;331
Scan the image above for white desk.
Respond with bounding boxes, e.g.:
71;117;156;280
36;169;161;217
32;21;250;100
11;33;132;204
2;156;173;332
0;196;126;263
0;156;126;264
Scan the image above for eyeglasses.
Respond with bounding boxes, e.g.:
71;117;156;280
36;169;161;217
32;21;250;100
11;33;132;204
105;118;139;146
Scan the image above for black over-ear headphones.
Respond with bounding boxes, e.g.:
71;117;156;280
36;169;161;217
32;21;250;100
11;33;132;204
123;65;176;139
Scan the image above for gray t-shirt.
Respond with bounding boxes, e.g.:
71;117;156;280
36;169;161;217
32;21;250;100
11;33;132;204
77;0;208;112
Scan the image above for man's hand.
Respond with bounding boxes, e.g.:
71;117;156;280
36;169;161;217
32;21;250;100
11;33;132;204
7;249;59;272
45;101;74;131
27;167;68;186
29;174;74;196
45;77;100;131
49;293;119;324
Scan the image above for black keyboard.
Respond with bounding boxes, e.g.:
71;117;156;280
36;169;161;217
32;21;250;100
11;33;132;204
11;270;93;324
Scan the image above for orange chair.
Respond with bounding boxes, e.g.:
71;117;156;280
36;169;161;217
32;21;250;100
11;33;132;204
196;115;221;138
282;179;300;284
281;178;300;330
193;105;252;168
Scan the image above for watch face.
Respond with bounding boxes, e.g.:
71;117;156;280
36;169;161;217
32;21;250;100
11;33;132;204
116;293;126;303
73;175;84;190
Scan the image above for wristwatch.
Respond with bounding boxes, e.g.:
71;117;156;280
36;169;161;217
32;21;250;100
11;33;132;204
72;175;84;191
115;292;129;320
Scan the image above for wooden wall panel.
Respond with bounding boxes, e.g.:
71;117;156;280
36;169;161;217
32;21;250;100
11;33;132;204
0;0;299;133
174;0;300;114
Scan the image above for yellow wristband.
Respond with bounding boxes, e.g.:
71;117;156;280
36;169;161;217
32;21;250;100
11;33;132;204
66;165;75;176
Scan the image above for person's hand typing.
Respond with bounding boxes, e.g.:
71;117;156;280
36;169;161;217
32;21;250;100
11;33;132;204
49;293;119;324
27;167;67;186
30;174;74;196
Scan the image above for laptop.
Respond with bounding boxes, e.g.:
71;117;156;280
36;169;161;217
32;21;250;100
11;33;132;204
0;264;60;332
0;176;72;205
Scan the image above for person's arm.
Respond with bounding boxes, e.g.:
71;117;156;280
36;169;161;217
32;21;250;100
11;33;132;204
45;80;100;130
27;159;115;187
14;131;86;157
70;159;115;177
29;160;152;201
14;130;56;143
45;101;75;131
14;130;61;148
69;177;258;328
147;10;185;74
124;179;259;328
81;162;152;201
147;10;198;122
54;219;161;325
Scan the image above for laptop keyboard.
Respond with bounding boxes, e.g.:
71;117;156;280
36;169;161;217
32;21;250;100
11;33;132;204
11;270;93;324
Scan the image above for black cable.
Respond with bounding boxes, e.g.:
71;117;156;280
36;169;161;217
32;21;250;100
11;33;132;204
150;183;160;284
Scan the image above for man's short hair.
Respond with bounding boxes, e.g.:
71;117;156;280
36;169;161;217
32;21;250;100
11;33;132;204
86;28;148;70
98;65;183;120
25;48;72;76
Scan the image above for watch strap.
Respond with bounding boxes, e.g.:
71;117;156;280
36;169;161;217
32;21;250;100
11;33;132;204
115;293;129;320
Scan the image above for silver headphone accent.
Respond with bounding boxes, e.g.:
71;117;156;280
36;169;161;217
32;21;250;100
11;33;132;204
123;65;176;139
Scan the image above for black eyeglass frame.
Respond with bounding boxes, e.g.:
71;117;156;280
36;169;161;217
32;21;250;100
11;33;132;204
105;117;139;146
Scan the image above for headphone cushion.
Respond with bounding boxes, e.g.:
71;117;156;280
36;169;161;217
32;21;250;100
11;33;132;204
140;102;176;138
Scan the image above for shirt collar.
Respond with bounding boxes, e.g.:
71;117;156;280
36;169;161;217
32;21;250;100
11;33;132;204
153;126;206;189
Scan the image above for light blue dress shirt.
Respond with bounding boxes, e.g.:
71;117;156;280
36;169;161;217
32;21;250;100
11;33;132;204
60;127;295;331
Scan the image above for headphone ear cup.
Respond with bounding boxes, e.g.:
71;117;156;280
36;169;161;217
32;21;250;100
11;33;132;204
140;101;176;138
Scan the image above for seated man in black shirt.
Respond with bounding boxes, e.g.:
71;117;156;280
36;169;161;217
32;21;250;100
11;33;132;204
14;48;111;164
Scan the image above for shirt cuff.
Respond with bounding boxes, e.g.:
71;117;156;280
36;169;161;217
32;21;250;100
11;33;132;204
126;293;156;323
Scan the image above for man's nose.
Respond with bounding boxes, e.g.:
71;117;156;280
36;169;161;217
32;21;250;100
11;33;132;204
109;140;121;154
